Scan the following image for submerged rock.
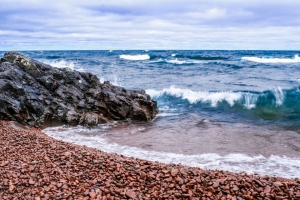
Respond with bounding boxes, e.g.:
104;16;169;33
0;52;158;127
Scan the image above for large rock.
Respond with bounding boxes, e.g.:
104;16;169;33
0;52;158;127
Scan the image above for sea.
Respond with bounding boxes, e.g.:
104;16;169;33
3;50;300;178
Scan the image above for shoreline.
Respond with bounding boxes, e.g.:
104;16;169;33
1;121;300;199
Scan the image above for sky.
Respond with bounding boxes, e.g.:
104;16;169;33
1;0;300;50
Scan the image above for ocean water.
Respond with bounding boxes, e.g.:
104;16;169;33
2;50;300;178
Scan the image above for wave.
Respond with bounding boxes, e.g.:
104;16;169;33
147;86;300;124
43;126;300;178
150;58;199;65
157;113;181;117
166;58;194;65
46;55;61;59
187;55;228;61
120;54;150;61
147;86;242;107
242;55;300;63
146;86;289;108
41;59;78;71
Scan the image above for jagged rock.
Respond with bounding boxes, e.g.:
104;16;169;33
0;52;158;127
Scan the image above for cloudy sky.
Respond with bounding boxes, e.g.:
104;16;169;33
1;0;300;50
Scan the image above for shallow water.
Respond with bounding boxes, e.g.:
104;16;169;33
44;119;300;178
106;115;300;158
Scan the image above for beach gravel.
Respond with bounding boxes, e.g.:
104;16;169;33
0;120;300;199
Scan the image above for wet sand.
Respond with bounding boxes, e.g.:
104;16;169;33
1;120;300;199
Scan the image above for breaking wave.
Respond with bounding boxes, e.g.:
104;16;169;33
147;86;243;107
146;86;290;108
120;54;150;61
41;59;84;71
146;86;300;124
242;55;300;63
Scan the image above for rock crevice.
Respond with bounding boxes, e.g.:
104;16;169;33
0;52;158;127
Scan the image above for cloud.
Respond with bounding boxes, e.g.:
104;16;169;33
0;0;300;50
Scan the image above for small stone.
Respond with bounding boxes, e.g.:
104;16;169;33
275;196;284;200
64;152;72;157
171;169;178;177
126;190;136;199
213;180;220;188
254;179;264;187
273;181;283;187
243;195;253;200
223;185;230;190
219;178;227;185
89;192;96;198
264;185;271;193
9;184;15;192
57;183;62;188
232;185;239;191
207;186;215;193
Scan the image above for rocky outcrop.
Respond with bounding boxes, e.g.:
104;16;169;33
0;52;158;127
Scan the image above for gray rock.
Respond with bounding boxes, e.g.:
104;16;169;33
0;52;158;127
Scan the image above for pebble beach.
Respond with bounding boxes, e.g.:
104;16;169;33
1;120;300;200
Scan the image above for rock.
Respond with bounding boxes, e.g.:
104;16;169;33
125;190;136;199
264;185;271;193
79;112;100;127
213;180;220;188
273;181;283;187
0;52;158;127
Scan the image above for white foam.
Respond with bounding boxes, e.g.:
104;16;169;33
272;86;284;106
243;93;258;109
157;113;181;117
242;55;300;63
171;54;176;57
149;58;164;63
43;126;300;178
147;86;242;107
111;75;121;86
166;58;192;64
42;59;84;72
99;75;122;86
120;54;150;61
149;58;202;65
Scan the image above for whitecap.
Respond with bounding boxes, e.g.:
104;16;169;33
166;58;203;65
242;55;300;63
156;113;181;117
166;58;190;64
147;86;242;107
120;54;150;61
41;59;84;71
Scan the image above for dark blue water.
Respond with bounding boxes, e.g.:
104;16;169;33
3;50;300;178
